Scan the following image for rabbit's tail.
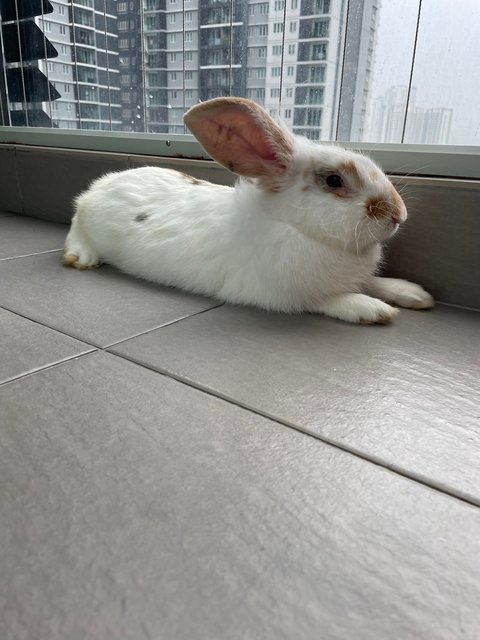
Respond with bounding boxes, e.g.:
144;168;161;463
63;203;101;270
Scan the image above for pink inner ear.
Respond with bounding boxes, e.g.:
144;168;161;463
184;99;293;179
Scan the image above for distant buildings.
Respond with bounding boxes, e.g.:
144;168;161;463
368;86;452;144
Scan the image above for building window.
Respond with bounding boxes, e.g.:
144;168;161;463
273;23;284;33
185;89;193;98
271;67;281;77
248;26;255;37
259;25;268;36
274;0;285;10
287;66;294;76
258;47;267;57
290;21;297;32
286;87;293;97
312;43;327;60
170;52;177;62
284;108;292;118
117;2;128;11
43;21;51;32
291;0;298;8
272;45;282;56
310;65;326;82
315;0;330;13
309;87;324;104
47;62;54;72
258;67;265;79
184;32;193;42
58;5;66;14
185;51;193;61
259;3;269;15
288;44;296;55
185;70;193;80
60;25;66;35
63;64;69;74
271;88;280;97
119;39;129;49
169;33;176;43
312;20;329;38
307;108;322;126
170;71;177;80
185;11;193;22
169;13;176;24
249;5;255;15
257;88;265;98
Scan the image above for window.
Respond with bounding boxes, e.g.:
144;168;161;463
0;0;476;152
185;89;193;98
312;43;327;60
285;108;292;118
271;88;280;97
257;88;265;99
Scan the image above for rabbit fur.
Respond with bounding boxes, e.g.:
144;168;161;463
64;97;433;324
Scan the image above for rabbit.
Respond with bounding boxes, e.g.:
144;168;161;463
64;97;434;324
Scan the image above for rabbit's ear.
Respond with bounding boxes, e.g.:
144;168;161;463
184;98;294;191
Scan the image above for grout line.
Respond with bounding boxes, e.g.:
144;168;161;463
0;350;97;388
104;302;225;349
105;350;480;510
0;249;62;262
0;300;225;353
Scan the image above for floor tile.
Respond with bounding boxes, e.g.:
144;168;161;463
0;251;219;347
111;303;480;503
0;307;93;384
1;351;479;640
0;215;67;259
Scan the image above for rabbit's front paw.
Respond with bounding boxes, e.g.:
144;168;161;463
319;293;399;325
366;277;434;310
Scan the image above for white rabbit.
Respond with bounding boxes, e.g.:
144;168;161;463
64;97;433;324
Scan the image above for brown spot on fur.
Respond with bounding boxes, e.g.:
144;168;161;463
369;170;380;182
339;160;362;189
181;172;206;185
302;185;310;192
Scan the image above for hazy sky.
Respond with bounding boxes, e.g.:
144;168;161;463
371;0;480;144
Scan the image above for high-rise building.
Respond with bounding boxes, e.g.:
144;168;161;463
33;0;122;130
1;0;378;139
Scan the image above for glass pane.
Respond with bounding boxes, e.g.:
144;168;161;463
0;0;478;144
404;0;480;145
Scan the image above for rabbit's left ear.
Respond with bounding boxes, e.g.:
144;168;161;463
184;97;294;191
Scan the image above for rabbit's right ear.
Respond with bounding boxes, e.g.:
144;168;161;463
184;98;294;191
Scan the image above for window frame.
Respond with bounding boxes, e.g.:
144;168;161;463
0;127;478;179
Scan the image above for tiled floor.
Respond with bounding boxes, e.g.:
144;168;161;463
1;213;480;640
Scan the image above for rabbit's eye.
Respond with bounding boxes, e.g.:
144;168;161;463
326;174;343;189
